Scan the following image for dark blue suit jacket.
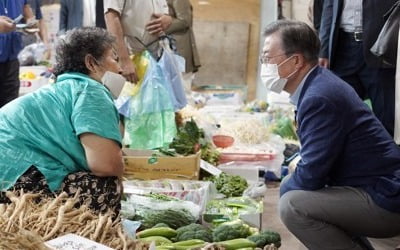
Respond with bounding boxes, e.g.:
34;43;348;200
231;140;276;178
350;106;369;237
319;0;396;68
280;67;400;213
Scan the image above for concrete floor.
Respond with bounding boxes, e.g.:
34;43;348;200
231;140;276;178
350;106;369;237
262;186;400;250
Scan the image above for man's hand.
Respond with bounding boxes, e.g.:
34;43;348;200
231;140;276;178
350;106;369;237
146;13;172;35
120;57;138;83
319;58;329;68
105;9;138;83
0;16;16;33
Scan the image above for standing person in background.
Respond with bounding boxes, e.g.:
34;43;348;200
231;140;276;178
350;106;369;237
21;0;51;59
0;0;35;107
104;0;172;83
59;0;106;34
318;0;397;136
0;15;15;32
159;0;201;92
308;0;324;32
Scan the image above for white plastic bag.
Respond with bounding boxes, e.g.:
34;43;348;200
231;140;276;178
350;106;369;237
18;42;47;66
124;194;201;220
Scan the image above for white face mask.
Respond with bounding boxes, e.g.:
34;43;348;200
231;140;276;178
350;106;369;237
101;71;126;99
260;56;297;94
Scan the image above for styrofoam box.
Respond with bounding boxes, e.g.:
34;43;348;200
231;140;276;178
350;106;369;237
218;163;261;183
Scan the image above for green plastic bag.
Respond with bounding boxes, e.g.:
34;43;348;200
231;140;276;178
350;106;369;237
124;51;177;149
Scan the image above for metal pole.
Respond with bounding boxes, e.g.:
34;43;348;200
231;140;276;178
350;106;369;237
256;0;278;100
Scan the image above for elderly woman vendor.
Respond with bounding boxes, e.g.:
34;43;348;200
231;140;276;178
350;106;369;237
0;27;125;214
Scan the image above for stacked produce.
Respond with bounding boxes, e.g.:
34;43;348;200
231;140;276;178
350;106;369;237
0;191;143;250
122;193;199;230
134;219;280;250
203;197;263;223
218;119;270;145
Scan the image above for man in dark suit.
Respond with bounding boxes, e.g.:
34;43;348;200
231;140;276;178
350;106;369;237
260;19;400;249
318;0;397;136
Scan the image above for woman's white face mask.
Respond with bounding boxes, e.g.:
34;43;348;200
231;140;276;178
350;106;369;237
101;71;126;99
260;55;297;93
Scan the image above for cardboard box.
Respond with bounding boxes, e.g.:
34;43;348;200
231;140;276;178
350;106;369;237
123;149;201;180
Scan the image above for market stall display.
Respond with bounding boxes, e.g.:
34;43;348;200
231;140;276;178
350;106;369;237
0;191;141;250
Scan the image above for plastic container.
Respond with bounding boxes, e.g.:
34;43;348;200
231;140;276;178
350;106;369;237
218;152;275;164
212;135;234;148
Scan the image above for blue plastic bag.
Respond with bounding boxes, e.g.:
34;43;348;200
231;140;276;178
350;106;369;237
158;39;187;111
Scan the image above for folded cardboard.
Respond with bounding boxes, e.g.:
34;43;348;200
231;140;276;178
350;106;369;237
123;149;200;180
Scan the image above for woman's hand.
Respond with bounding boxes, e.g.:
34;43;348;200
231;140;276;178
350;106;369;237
80;133;124;178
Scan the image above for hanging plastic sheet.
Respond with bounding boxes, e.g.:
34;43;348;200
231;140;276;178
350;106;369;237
115;51;149;117
158;39;187;110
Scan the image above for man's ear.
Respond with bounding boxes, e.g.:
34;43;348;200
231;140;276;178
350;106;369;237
85;54;97;74
294;53;305;70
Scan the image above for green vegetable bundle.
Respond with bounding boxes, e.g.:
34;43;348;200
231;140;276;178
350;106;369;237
134;208;196;229
247;230;281;248
175;223;213;242
205;173;248;197
212;220;252;242
169;119;204;156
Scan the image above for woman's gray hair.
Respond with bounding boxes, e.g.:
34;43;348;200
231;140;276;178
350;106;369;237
53;27;115;77
263;20;320;64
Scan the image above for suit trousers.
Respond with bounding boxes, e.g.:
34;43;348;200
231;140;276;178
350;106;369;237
279;185;400;250
331;30;396;136
0;59;20;108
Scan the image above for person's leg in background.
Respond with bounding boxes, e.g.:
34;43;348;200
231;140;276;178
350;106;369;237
330;30;395;136
279;186;400;250
0;59;20;108
359;66;396;137
330;30;367;100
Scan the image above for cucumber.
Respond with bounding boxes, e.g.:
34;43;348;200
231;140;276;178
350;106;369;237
137;227;177;239
139;236;172;246
174;243;206;250
219;238;256;250
173;239;205;246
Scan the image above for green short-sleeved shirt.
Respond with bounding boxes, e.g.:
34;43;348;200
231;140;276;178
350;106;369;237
0;73;122;192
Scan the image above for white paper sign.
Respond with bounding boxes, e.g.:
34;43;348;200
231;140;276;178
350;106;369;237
46;234;113;250
200;159;222;176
